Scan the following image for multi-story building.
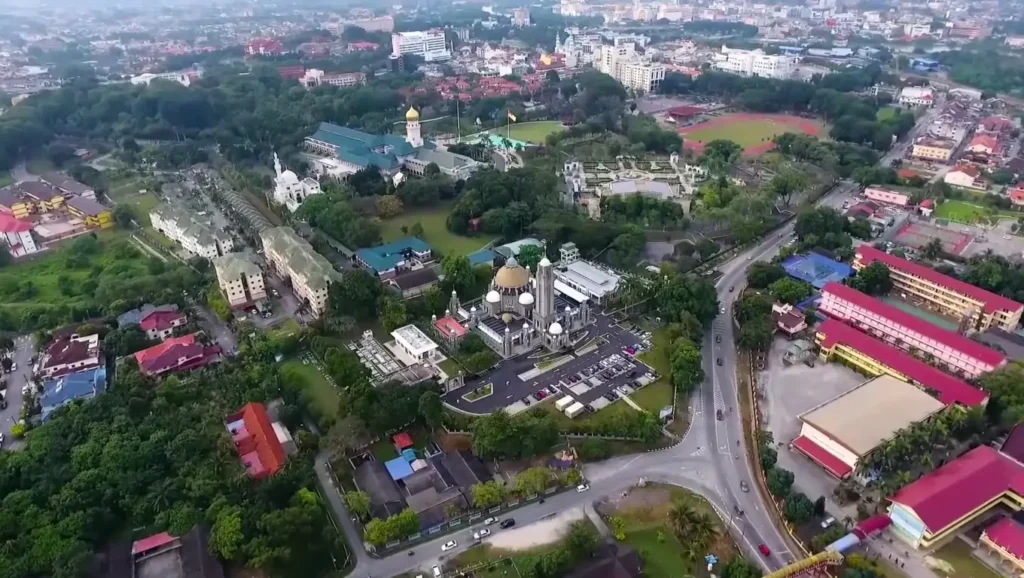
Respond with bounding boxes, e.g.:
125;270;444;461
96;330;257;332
512;7;531;27
355;236;434;278
138;309;187;341
944;163;987;191
300;69;366;88
213;254;267;308
41;333;102;378
66;197;113;229
862;186;911;207
134;334;221;376
910;138;955;162
819;282;1007;379
712;46;798;79
391;30;449;62
598;44;665;92
898;86;935;107
260;227;339;318
0;213;38;257
854;245;1024;331
150;204;234;259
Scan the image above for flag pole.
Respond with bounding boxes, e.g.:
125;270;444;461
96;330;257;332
507;110;510;141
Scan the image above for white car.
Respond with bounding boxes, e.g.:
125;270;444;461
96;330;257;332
821;516;836;529
432;565;442;578
483;517;498;525
576;484;590;493
473;529;491;540
441;540;457;552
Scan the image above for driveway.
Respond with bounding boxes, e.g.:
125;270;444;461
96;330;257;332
195;306;238;356
1;335;35;451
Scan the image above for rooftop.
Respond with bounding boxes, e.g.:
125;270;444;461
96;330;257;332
44;333;101;374
307;122;418;170
983;518;1024;560
0;213;33;233
390;268;439;290
16;180;63;201
817;318;988;407
139;310;186;332
40;367;106;422
118;304;178;328
225;402;287;479
604;179;675;198
392;324;439;356
557;260;621;298
355;236;433;274
134;334;221;375
822;282;1006;367
800;375;945;456
260;227;339;290
434;316;468;338
856;245;1023;315
41;172;92;195
212;254;262;283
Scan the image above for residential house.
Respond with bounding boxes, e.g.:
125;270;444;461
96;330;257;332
225;402;291;479
118;304;179;328
1009;183;1024;206
388;268;440;299
40;172;96;200
213;254;267;308
66;197;113;229
772;303;807;337
41;333;102;378
40;367;106;422
944;163;988;191
966;135;999;156
88;526;225;578
139;309;187;341
134;334;221;376
150;204;234;259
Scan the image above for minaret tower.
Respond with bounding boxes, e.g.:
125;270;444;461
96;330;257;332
405;107;423;148
534;257;556;331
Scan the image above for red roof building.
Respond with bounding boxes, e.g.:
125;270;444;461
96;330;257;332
888;446;1024;548
348;41;380;52
225;402;287;479
134;334;221;376
1010;184;1024;206
854;245;1024;331
819;282;1006;378
967;134;999;154
393;432;414;449
277;65;306;80
138;309;187;341
815;318;988;407
981;517;1024;567
42;333;102;378
245;38;283;57
131;532;176;556
668;105;705;121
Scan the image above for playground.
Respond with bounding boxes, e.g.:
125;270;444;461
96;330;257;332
892;221;973;255
679;113;823;156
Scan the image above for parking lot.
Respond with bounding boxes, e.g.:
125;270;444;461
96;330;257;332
444;311;658;416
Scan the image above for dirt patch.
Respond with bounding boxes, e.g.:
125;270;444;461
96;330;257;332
485;507;586;550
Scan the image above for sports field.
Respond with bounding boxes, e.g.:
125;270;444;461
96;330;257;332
379;203;496;256
933;200;1009;223
680;113;823;156
484;120;564;144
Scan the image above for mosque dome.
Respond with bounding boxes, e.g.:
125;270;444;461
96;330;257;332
502;313;513;324
548;322;563;335
406;107;420;121
485;290;501;303
539;257;551;267
519;292;535;306
494;256;530;289
280;169;299;183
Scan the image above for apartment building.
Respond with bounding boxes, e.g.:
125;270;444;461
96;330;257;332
854;245;1024;331
391;30;449;62
150;204;234;259
898;86;935;107
911;138;955;162
213;253;267;308
819;282;1006;379
712;46;797;79
260;227;339;318
300;69;366;88
598;44;665;92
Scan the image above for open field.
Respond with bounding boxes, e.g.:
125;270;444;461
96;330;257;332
280;359;341;420
485;120;565;144
877;107;898;121
630;381;673;413
931;540;1002;578
379;203;495;256
680;113;824;156
932;200;1019;223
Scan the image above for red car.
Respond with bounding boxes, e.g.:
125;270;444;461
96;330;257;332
759;544;771;557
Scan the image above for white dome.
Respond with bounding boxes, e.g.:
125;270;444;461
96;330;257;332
565;305;571;312
519;292;535;305
281;170;299;183
486;290;501;303
470;306;477;313
548;322;563;335
539;257;551;267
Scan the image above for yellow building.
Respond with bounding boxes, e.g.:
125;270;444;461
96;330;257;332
0;190;34;219
911;139;955;162
17;181;64;212
854;246;1024;331
66;197;113;229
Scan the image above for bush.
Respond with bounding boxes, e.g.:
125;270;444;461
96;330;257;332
577;438;612;461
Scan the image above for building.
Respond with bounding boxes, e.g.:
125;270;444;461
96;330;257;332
271;153;321;212
355;236;433;278
0;189;34;218
772;303;807;337
598;44;664;92
130;70;201;87
911;138;956;162
134;334;221;376
793;375;945;479
898;86;935;107
0;213;38;256
65;196;113;229
1010;184;1024;207
118;304;179;328
341;15;395;33
863;186;911;207
246;38;283;56
301;69;366;88
888;445;1024;549
391;324;441;364
944;163;987;191
388;268;440;299
816;318;988;407
979;517;1024;576
225;402;289;479
150;204;234;259
213;254;267;308
16;181;64;211
854;245;1024;332
391;30;449;62
781;253;855;290
819;282;1007;379
712;46;798;79
260;227;339;318
512;7;531;26
40;366;106;422
553;259;622;304
41;333;102;378
40;172;95;200
138;309;187;341
967;135;999;156
402;147;480;180
90;526;225;578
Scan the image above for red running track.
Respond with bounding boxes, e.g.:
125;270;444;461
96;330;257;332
679;113;823;156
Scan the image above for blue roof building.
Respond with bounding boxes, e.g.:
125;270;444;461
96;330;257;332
782;253;855;290
40;367;106;422
469;249;499;267
355;236;434;277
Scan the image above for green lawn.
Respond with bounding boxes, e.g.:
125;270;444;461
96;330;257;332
379;203;495;257
934;200;991;223
682;118;803;149
932;540;1002;578
537;396;637;430
279;360;341;420
371;440;400;462
484;120;565;144
630;381;673;413
622;527;696;578
877;107;898;121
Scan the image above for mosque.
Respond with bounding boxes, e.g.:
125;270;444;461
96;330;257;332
435;254;594;359
272;152;322;212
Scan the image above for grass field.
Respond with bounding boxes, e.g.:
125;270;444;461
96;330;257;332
877;107;898;121
379;203;495;257
932;540;1001;578
630;381;673;413
934;200;990;223
484;120;564;144
683;120;793;149
280;359;341;420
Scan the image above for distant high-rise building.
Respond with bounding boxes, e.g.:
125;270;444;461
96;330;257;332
599;43;665;92
391;30;450;62
513;7;531;27
712;46;798;80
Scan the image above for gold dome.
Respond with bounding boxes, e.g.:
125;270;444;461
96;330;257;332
494;258;530;289
406;107;420;121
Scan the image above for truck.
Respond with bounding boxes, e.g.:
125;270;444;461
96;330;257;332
564;402;585;419
554;396;574;411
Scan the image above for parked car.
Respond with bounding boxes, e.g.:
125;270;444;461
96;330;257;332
500;519;516;529
759;544;771;557
441;540;458;552
473;529;491;540
521;397;531;406
576;484;590;493
821;516;836;529
584;404;595;413
432;565;442;577
716;358;723;366
484;517;498;525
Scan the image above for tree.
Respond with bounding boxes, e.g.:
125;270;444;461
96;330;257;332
980;362;1024;426
783;493;815;524
668;501;718;551
847;262;892;296
113;204;136;228
424;162;441;177
768;169;810;206
700;140;743;174
769;277;813;305
747;262;786;289
721;558;763;578
418;391;443;430
516;244;545;271
921;237;945;260
344;491;371;520
738;318;773;352
210;507;245;561
577;438;612;461
735;293;773;323
376;195;404;218
515;467;553;496
814;495;827;517
103;326;155;357
330;270;384;322
320;415;371;457
670;338;704;395
441;254;474;295
380;297;408;334
766;467;795;498
471;481;506;508
656;274;719;328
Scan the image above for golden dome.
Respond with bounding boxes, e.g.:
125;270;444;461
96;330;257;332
494;257;530;289
406;107;420;121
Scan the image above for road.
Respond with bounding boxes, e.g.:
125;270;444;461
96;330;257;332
10;162;38;183
1;336;35;451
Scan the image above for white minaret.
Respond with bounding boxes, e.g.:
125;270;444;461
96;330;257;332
405;107;423;148
273;152;282;178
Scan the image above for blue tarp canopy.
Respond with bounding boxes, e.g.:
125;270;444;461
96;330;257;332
385;457;414;480
401;448;417;462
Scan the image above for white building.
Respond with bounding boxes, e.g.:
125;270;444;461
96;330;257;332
898;86;935;107
150;204;234;259
1006;37;1024;48
300;69;366;88
391;324;441;364
0;214;38;257
391;30;449;62
129;69;200;87
260;227;339;318
213;254;267;308
599;44;665;92
553;259;621;303
712;46;798;79
272;153;321;213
